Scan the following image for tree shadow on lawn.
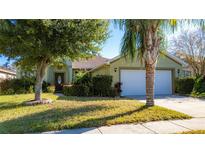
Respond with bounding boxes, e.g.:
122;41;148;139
70;105;149;129
0;104;148;134
0;95;60;111
0;104;110;134
57;95;128;102
0;100;48;111
0;102;26;111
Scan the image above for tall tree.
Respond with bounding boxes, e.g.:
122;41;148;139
0;20;108;102
170;29;205;77
115;19;203;106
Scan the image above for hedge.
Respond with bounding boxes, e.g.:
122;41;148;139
0;78;35;95
92;75;113;96
63;75;117;97
63;85;90;96
0;78;53;95
192;76;205;94
175;77;195;94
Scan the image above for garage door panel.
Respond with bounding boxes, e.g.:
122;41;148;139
120;69;172;96
154;70;172;95
121;70;145;96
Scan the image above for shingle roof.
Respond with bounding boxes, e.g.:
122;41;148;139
72;56;109;70
89;52;187;73
0;66;16;75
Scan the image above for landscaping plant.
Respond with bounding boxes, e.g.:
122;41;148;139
192;76;205;94
0;78;53;95
0;20;108;103
175;77;195;94
63;75;116;97
92;75;113;96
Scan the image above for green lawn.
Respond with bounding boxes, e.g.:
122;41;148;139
180;130;205;134
0;93;191;133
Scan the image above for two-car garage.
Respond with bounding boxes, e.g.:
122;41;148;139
120;69;173;96
90;53;184;96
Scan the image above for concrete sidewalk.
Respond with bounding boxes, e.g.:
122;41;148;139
43;118;205;134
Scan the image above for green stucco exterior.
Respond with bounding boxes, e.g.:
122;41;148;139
90;54;183;87
44;60;72;85
91;65;110;76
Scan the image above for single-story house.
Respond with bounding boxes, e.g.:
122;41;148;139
0;67;16;82
89;52;186;96
17;53;186;95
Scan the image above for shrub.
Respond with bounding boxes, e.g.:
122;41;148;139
0;77;51;95
74;73;93;95
63;85;89;96
0;78;34;95
63;75;117;97
175;77;195;94
74;71;86;83
92;75;113;96
191;91;205;98
15;88;27;94
28;85;34;93
47;86;55;93
42;81;51;92
192;76;205;94
2;88;15;95
63;85;73;96
73;85;90;96
0;79;13;94
109;87;117;97
74;73;93;86
114;82;122;96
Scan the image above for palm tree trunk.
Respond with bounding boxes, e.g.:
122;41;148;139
145;62;155;106
144;24;160;106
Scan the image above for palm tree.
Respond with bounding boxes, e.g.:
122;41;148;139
116;19;203;106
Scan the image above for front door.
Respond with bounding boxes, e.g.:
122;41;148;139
55;73;65;92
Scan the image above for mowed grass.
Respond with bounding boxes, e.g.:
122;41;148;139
180;130;205;134
0;93;191;133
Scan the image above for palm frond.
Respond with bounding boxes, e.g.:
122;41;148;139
120;25;137;61
115;19;205;64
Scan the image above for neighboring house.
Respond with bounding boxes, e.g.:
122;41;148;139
174;51;193;77
0;66;16;82
89;52;186;96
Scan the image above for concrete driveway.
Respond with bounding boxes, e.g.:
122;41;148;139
130;95;205;118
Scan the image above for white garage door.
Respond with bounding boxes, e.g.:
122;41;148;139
120;69;172;96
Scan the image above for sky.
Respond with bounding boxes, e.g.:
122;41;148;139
100;22;124;59
0;21;200;66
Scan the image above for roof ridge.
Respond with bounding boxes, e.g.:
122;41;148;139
88;51;188;73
